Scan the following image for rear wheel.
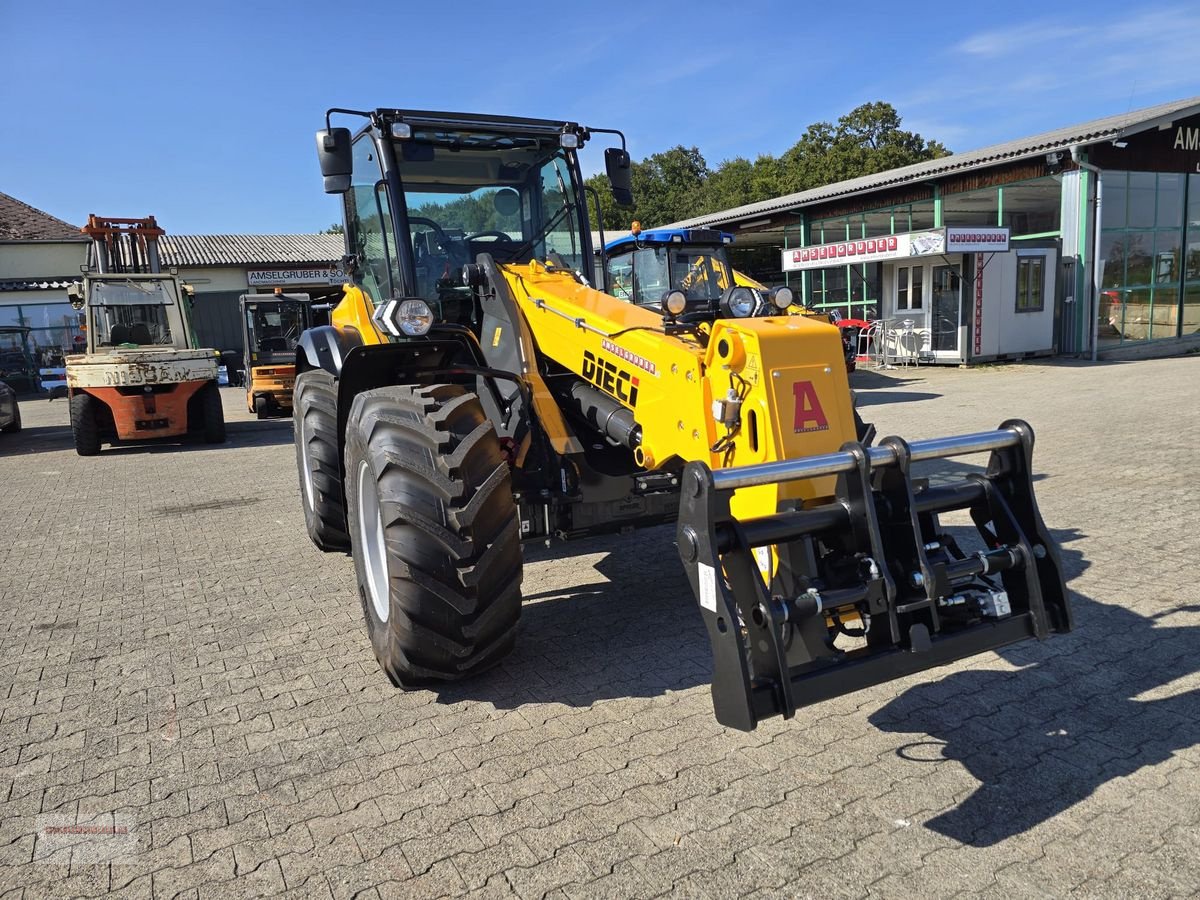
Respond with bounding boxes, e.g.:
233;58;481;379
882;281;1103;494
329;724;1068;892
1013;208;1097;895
69;393;101;456
344;384;522;687
199;382;226;443
254;395;269;419
293;370;350;551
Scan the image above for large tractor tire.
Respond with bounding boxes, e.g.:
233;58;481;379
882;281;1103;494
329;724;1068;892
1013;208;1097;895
199;382;226;444
343;383;523;687
69;393;101;456
293;370;350;551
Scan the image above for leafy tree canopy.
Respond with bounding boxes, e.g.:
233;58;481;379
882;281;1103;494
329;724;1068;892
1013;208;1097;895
588;102;950;230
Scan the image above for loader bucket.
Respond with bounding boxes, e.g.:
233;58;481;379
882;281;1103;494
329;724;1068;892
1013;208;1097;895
676;420;1071;732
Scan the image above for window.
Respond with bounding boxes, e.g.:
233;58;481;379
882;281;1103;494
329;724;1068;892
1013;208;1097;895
943;187;997;227
1101;171;1193;342
347;135;398;303
896;266;923;311
90;279;176;345
1016;256;1045;312
1001;178;1062;235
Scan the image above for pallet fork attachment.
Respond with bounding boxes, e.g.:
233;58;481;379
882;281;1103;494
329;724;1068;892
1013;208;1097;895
677;419;1072;731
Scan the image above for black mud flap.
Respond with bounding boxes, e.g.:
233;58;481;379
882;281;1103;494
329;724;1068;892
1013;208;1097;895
676;419;1072;732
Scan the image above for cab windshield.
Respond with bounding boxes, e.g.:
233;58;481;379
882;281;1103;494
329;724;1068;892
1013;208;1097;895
396;135;585;297
246;302;307;355
91;279;175;346
607;245;734;306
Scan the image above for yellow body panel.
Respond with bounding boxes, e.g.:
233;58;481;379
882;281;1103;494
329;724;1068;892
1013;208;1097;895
331;284;386;345
246;365;297;411
330;263;854;521
503;261;855;517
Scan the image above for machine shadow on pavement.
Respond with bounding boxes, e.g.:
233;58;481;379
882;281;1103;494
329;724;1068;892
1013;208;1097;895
870;526;1200;847
435;526;712;711
0;417;294;457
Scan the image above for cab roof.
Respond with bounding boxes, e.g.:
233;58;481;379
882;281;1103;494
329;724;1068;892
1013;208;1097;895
605;227;733;253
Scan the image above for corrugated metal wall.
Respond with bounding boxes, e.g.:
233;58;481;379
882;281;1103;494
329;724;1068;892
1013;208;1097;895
190;291;244;352
1058;170;1087;354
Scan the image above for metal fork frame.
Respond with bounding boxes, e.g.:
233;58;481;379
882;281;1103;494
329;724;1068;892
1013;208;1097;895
677;420;1072;731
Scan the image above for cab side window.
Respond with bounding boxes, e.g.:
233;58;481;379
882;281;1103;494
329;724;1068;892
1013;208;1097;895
346;136;401;303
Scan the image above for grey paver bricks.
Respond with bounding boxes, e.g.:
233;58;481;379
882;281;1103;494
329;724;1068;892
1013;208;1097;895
2;359;1199;896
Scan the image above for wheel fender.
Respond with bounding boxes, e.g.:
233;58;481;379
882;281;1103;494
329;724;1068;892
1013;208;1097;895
296;325;362;377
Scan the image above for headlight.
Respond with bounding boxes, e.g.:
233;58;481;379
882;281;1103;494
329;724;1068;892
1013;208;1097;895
720;286;757;318
373;297;435;337
396;299;434;336
769;286;794;310
662;290;687;317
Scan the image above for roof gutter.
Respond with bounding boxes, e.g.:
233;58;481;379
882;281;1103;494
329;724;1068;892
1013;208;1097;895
1070;145;1102;361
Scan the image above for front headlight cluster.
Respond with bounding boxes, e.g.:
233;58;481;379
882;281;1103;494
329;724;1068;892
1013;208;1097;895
719;285;796;319
372;297;435;337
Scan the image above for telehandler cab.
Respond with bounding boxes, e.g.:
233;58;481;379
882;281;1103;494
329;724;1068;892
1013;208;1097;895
293;106;1070;730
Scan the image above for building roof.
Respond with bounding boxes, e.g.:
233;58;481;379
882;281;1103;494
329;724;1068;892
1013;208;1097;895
671;96;1200;229
157;233;345;267
0;194;83;241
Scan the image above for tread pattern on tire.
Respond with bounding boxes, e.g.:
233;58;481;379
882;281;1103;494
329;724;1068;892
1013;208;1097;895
69;393;101;456
1;401;19;433
293;370;350;551
345;383;522;687
201;382;226;443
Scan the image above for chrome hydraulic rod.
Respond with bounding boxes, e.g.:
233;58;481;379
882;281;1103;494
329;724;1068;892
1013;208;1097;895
710;426;1025;492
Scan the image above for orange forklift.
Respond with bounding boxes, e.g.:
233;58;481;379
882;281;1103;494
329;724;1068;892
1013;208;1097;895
240;291;312;418
65;215;224;455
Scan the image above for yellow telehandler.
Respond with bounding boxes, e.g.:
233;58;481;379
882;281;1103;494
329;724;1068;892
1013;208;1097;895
292;107;1070;730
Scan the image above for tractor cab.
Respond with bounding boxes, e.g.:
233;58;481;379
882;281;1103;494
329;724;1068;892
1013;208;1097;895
240;292;311;418
604;227;736;306
603;226;797;322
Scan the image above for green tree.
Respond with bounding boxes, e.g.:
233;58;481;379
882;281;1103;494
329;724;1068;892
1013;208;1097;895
630;146;710;227
321;223;344;234
778;102;949;193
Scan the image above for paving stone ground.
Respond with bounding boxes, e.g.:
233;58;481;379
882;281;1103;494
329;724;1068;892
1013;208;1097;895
1;356;1198;899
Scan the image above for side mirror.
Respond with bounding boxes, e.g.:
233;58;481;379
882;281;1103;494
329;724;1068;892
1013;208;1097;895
67;283;84;310
605;148;633;207
315;127;353;194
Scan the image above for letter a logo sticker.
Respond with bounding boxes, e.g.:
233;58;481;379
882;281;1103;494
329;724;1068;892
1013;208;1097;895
793;381;829;433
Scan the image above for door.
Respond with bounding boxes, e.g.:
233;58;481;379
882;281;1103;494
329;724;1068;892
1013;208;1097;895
930;263;962;356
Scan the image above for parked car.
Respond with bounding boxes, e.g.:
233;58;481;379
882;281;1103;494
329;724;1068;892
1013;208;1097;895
0;380;21;433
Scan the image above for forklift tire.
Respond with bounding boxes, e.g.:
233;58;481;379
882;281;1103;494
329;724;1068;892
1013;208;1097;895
199;382;226;443
344;384;522;688
255;395;269;419
69;393;101;456
293;370;350;551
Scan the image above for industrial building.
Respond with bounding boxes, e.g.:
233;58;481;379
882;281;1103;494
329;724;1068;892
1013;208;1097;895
671;97;1200;362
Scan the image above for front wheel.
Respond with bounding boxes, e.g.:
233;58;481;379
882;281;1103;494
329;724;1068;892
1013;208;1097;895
343;384;523;687
293;370;350;551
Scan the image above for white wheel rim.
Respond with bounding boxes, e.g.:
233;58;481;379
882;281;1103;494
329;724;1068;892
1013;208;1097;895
356;460;390;623
299;416;315;511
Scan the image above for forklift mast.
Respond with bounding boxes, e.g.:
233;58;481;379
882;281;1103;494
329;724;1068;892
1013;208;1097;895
81;215;167;275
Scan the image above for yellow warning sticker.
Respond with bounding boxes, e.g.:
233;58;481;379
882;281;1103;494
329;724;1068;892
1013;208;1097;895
492;326;503;347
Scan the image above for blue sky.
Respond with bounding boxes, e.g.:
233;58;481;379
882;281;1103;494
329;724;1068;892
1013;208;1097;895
2;0;1198;235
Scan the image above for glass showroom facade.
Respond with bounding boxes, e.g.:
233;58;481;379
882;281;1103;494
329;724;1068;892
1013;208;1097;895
1098;171;1200;343
793;175;1062;324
